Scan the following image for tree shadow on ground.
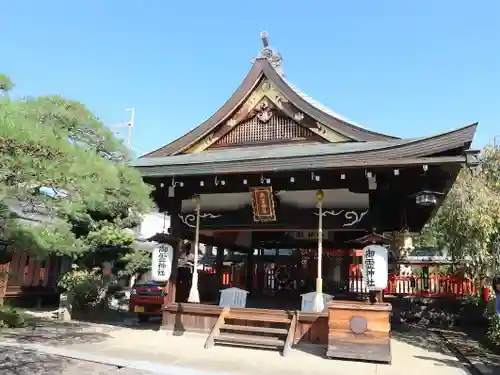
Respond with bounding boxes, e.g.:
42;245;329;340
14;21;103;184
24;305;163;332
0;346;73;375
0;317;112;346
392;323;500;373
391;323;448;354
71;306;163;332
438;328;500;371
412;354;475;373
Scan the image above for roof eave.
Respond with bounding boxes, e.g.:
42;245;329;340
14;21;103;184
132;122;478;177
136;155;469;178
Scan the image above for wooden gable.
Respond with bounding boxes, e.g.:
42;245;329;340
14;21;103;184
141;41;398;158
210;113;322;148
184;78;348;154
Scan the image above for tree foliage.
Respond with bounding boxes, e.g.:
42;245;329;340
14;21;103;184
0;74;153;274
420;142;500;282
0;74;13;94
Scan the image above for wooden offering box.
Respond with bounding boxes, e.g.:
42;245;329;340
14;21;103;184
326;300;392;364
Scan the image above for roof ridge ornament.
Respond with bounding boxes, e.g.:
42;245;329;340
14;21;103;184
257;31;285;77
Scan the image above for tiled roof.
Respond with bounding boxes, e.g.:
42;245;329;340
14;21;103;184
133;139;412;168
284;78;369;132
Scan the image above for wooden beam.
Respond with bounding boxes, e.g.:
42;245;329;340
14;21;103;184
177;205;371;232
147;164;450;198
283;311;298;357
205;307;230;349
216;247;224;296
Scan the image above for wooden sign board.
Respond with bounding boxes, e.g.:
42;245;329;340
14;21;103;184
250;187;276;222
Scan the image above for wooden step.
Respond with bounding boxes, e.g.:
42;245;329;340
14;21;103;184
221;324;289;335
225;314;291;324
215;333;285;348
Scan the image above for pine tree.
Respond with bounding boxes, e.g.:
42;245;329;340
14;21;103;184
0;76;153;274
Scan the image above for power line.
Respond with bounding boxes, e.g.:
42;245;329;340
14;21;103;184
109;108;135;149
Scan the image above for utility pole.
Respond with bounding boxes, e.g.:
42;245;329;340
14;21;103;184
110;108;135;149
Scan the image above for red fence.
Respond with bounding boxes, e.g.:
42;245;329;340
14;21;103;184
384;274;476;297
1;252;62;299
349;274;476;297
201;266;477;298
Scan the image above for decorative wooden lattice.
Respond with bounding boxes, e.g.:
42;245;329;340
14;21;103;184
211;115;321;147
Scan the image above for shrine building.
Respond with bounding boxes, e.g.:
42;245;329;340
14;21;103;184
131;33;478;363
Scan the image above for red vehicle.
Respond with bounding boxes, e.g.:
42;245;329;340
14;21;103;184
129;280;166;322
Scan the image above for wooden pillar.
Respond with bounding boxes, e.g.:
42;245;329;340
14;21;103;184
165;198;182;305
341;248;350;291
257;248;264;294
204;244;213;266
215;246;224;301
165;239;181;304
246;248;254;294
0;263;10;307
368;191;379;233
378;290;384;303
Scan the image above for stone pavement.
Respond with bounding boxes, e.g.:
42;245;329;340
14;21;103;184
0;319;473;375
0;344;159;375
0;341;228;375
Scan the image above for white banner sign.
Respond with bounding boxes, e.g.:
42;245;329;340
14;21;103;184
151;244;173;282
362;244;388;291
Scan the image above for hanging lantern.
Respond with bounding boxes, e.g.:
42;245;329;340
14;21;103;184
315;189;324;202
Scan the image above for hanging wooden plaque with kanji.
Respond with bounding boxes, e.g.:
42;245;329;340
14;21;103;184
250;187;276;222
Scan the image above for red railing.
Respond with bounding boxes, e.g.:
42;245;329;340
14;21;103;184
203;266;477;298
347;274;476;297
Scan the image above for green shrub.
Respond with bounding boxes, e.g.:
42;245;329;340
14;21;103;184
487;314;500;346
0;306;27;328
58;266;107;309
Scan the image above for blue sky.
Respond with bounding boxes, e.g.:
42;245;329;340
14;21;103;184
2;1;499;156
